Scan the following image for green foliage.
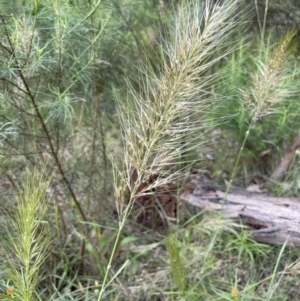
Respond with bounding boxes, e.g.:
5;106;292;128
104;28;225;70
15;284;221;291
225;229;271;263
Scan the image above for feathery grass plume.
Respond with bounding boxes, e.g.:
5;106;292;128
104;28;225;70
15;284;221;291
165;233;186;296
222;29;298;202
99;1;244;299
115;0;243;211
3;167;53;301
240;29;296;121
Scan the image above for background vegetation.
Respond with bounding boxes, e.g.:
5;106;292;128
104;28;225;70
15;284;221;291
0;0;300;300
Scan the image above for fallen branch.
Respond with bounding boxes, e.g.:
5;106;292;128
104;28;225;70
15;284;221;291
180;174;300;246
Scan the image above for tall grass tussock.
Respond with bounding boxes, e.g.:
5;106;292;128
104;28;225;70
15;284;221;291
105;0;245;299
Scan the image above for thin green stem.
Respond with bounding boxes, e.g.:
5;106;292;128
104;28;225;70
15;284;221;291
261;0;269;43
97;169;144;301
97;199;133;301
86;0;108;215
222;117;255;205
97;225;122;301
